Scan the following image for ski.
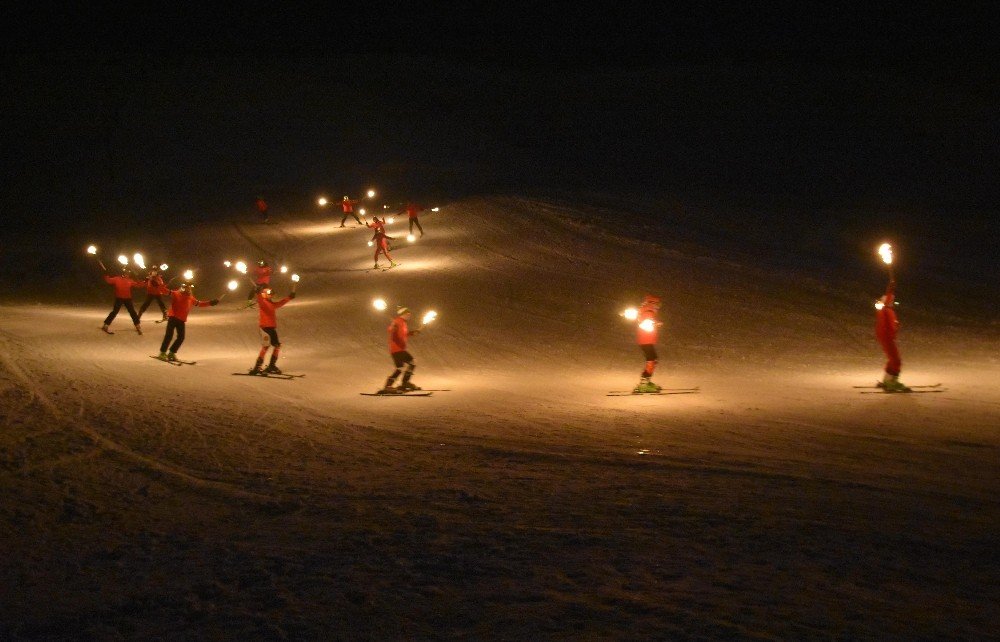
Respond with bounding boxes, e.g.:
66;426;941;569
231;372;304;380
852;382;942;389
366;263;400;273
361;391;432;397
859;389;946;394
150;355;196;366
607;387;700;396
154;318;169;324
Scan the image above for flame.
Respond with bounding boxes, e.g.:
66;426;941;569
878;243;893;265
223;260;232;268
622;307;638;320
638;319;655;332
359;208;366;216
235;261;247;274
117;255;129;266
133;253;146;269
386;216;394;224
86;245;97;255
422;310;438;325
431;207;439;212
227;280;239;291
373;298;387;311
366;189;376;198
874;300;885;310
183;269;194;281
291;274;300;283
159;264;168;271
280;265;288;273
318;197;328;206
367;240;374;247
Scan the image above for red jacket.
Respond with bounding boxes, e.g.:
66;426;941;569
145;273;167;295
257;294;291;328
636;303;659;345
388;315;411;353
166;289;211;322
256;198;268;213
403;203;424;219
104;274;144;298
875;282;899;343
253;264;273;286
341;198;358;212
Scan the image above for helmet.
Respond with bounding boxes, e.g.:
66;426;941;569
396;306;410;316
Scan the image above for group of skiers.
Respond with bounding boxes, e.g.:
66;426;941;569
335;196;426;269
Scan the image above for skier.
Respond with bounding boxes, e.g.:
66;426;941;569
383;307;421;392
875;277;909;391
101;267;145;335
246;259;273;304
633;294;663;393
401;202;425;237
368;217;398;269
339;195;364;227
255;196;269;223
137;266;168;322
156;283;219;361
250;286;296;375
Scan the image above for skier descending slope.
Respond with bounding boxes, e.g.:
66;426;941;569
382;307;421;393
137;265;168;322
250;286;295;375
875;278;909;392
101;267;145;335
156;282;218;362
367;216;398;269
634;294;664;393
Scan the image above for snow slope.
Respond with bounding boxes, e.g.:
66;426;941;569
1;196;998;639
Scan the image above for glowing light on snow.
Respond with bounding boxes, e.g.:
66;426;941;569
622;307;638;321
235;261;247;274
422;310;438;325
366;189;376;198
638;319;655;332
407;234;416;243
227;280;239;291
878;243;893;265
372;298;387;311
291;274;300;283
318;197;328;206
133;253;146;269
431;207;439;212
280;265;288;274
183;269;194;281
117;255;129;266
86;245;97;255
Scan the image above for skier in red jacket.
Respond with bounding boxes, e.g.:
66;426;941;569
400;202;425;237
101;268;146;335
250;286;296;375
156;283;219;361
339;195;364;227
137;266;169;322
255;196;269;223
367;217;398;269
875;278;908;391
633;294;663;393
382;307;421;392
246;259;273;304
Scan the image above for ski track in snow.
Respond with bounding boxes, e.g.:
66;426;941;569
0;196;998;638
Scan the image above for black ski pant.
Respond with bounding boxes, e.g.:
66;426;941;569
160;317;186;353
386;350;415;386
138;293;166;318
341;212;363;225
409;217;424;236
105;298;140;326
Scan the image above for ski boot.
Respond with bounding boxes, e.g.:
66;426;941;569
101;324;114;335
633;378;660;394
161;313;168;322
166;352;178;362
156;351;168;361
374;263;380;269
264;363;282;375
879;374;911;393
249;359;264;375
389;261;399;268
398;380;421;392
135;323;143;336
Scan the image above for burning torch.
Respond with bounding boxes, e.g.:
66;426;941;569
219;279;239;300
877;242;895;280
291;273;300;293
418;310;438;331
86;245;107;271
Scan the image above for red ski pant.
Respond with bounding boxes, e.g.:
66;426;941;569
879;338;901;376
374;241;392;263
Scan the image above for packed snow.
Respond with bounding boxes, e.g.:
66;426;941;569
1;196;997;638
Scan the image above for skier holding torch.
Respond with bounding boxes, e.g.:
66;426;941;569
339;195;365;227
368;216;398;269
249;283;296;375
100;258;146;335
400;201;425;237
246;259;273;304
381;306;424;393
137;265;169;323
156;281;219;362
875;243;909;392
632;294;663;393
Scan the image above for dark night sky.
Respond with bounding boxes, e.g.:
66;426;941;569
3;4;998;241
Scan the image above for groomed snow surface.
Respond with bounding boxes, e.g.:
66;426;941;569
1;197;997;639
